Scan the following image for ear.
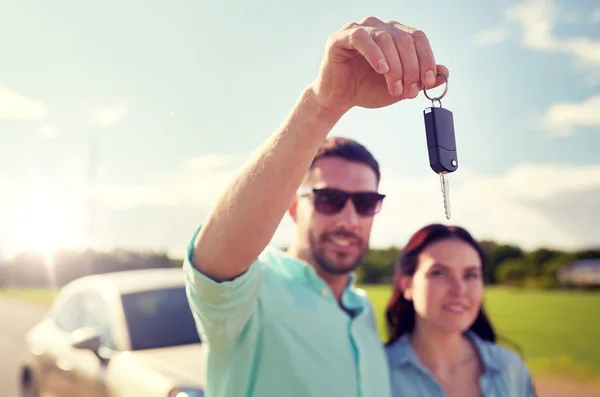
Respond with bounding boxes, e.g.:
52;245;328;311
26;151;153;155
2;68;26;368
399;276;413;301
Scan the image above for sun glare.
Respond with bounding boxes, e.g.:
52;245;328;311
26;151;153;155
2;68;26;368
6;190;85;261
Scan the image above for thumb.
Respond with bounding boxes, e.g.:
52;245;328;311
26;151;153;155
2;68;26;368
432;65;450;89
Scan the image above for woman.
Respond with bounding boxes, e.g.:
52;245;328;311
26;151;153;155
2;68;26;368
385;223;536;397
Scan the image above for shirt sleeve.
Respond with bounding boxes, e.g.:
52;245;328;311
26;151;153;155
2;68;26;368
513;351;535;397
499;345;536;397
182;226;264;349
523;363;535;397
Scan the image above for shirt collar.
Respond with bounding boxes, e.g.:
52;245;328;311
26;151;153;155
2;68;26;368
267;246;363;310
386;331;504;373
467;331;504;373
385;333;421;368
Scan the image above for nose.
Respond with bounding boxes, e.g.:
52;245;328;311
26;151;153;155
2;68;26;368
449;275;466;295
335;199;360;229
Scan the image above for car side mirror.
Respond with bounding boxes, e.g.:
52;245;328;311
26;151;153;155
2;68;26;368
71;327;102;352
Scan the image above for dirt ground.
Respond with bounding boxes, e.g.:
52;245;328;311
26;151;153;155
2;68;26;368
534;375;600;397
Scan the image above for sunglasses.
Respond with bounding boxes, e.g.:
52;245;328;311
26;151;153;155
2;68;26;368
297;187;385;217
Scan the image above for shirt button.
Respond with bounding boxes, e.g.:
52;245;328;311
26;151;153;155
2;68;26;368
320;289;328;296
361;372;366;380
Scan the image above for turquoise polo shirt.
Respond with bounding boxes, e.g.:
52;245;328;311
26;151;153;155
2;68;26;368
183;228;391;397
386;331;535;397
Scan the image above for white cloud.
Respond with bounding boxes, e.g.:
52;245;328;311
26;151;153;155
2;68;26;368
473;28;507;47
99;153;247;208
592;8;600;23
363;163;600;251
3;155;598;255
95;156;600;252
38;123;60;139
541;95;600;136
493;163;600;199
0;177;28;208
0;86;48;120
82;103;128;127
505;0;556;51
475;0;600;81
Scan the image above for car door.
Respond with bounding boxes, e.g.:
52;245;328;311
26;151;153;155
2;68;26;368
68;291;116;397
39;290;88;397
40;289;115;397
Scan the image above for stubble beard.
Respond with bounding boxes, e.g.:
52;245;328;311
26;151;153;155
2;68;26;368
309;230;367;275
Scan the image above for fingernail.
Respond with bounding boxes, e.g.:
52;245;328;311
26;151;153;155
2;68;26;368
394;81;403;96
410;84;419;98
425;70;435;87
377;59;389;74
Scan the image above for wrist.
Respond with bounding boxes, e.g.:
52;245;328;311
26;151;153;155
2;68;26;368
303;85;347;126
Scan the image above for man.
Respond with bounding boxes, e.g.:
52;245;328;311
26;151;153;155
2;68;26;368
183;16;449;397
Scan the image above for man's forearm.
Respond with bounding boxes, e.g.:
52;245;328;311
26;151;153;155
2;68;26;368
192;87;343;281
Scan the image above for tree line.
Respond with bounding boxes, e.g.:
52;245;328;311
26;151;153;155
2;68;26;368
0;249;175;287
0;241;598;289
355;241;600;289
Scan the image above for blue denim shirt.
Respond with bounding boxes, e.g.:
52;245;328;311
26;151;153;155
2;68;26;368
385;331;535;397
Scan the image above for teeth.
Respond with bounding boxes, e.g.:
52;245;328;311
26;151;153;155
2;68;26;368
330;236;351;247
446;305;466;312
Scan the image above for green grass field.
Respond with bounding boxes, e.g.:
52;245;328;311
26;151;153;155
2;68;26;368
3;285;599;383
362;285;600;383
0;287;58;306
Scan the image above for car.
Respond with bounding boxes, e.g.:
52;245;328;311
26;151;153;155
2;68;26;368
19;268;207;397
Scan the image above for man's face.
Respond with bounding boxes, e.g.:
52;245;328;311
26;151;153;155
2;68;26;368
291;157;382;275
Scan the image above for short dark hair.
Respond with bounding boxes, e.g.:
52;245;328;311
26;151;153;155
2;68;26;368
310;137;381;182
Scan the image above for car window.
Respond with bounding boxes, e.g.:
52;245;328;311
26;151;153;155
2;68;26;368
121;286;201;351
53;292;87;332
81;293;116;350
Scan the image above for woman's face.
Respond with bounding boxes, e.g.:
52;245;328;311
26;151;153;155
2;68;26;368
401;238;484;334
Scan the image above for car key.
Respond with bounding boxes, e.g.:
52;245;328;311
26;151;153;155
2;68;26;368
422;72;457;220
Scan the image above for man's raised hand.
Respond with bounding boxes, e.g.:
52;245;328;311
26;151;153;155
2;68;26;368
311;16;449;116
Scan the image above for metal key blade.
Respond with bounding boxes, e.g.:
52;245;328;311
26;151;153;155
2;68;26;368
439;172;451;220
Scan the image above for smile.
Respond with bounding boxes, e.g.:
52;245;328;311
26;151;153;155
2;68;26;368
329;236;354;247
443;304;468;313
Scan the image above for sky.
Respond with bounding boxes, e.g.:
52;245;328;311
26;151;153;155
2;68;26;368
0;0;599;259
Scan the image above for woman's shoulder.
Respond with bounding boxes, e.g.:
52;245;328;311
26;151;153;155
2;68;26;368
468;332;534;396
494;343;528;367
384;334;412;364
384;335;440;396
471;334;529;371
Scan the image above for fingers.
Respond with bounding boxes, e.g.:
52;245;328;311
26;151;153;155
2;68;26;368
354;17;404;96
392;30;421;98
338;17;446;98
411;29;437;89
388;25;437;98
373;31;404;96
421;64;450;93
434;65;450;87
340;27;390;75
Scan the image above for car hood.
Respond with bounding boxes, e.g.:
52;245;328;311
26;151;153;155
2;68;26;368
129;343;208;387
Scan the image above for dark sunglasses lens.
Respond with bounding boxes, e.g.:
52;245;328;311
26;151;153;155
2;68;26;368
352;193;384;216
314;189;348;214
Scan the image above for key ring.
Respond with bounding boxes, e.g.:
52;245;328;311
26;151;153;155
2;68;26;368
423;72;448;107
